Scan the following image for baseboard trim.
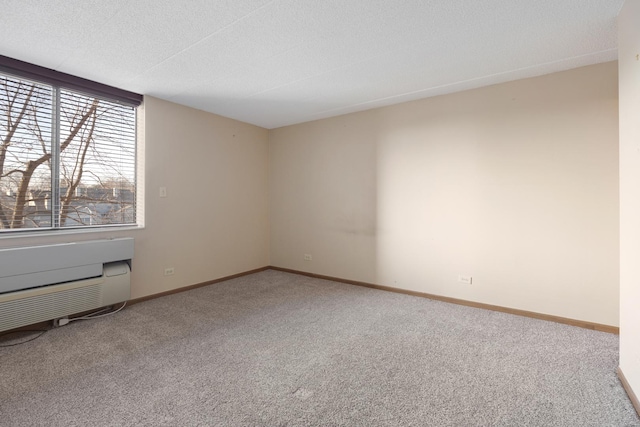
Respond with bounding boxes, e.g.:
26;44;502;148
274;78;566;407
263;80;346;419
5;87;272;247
269;266;619;335
128;266;271;305
618;367;640;417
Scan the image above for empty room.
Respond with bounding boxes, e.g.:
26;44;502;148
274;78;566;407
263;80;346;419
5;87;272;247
1;1;639;426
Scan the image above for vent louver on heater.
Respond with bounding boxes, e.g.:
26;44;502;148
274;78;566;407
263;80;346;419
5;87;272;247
0;281;102;332
0;238;133;332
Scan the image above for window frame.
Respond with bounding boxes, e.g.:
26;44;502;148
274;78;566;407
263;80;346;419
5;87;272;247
0;56;142;235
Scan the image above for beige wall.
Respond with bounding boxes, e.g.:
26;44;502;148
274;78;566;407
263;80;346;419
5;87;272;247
619;0;640;404
0;96;270;299
270;62;619;326
0;62;621;330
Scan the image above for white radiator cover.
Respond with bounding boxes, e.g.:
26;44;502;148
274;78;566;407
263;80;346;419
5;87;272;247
0;238;133;332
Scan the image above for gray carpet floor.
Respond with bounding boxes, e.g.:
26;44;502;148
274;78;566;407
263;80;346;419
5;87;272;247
0;269;638;426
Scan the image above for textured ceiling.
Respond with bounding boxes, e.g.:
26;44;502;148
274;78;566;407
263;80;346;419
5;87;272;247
0;0;624;129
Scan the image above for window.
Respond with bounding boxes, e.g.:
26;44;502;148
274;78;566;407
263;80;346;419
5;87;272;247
0;56;142;232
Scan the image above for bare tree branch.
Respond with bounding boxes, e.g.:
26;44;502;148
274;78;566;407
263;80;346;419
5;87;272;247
0;83;35;228
9;96;99;228
1;77;134;231
60;101;97;226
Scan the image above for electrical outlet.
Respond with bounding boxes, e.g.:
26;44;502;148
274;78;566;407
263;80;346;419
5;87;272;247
304;254;312;261
159;187;167;198
458;275;472;285
164;267;175;276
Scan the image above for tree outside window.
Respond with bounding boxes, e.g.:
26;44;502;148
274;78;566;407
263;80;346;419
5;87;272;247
0;73;137;231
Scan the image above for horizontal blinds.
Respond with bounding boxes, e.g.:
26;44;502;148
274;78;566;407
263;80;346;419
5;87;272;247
57;89;137;227
0;75;53;164
0;55;142;107
0;75;54;229
0;69;137;231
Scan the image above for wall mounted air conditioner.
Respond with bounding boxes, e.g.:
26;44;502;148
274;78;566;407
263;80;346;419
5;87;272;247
0;238;133;333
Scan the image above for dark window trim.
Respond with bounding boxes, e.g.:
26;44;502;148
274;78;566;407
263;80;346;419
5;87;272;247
0;55;142;107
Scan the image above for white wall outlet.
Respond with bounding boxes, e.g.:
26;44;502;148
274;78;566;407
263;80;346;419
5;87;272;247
458;275;472;285
304;254;312;261
159;187;167;198
164;267;175;276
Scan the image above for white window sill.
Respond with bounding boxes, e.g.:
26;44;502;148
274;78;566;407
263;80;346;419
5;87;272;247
0;224;145;241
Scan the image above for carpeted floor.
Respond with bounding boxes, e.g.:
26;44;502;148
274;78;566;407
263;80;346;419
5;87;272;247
0;269;638;426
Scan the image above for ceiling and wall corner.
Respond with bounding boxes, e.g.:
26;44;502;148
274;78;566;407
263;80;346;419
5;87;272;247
0;1;627;325
0;0;624;129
